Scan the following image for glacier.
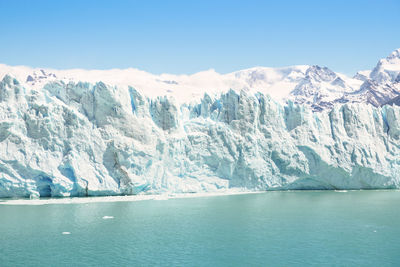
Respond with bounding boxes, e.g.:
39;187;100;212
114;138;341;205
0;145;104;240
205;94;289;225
0;49;400;197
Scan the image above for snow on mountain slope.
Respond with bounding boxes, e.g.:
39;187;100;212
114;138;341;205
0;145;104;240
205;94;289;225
1;49;399;109
345;49;400;107
370;48;400;83
1;49;400;198
353;70;371;82
0;63;359;106
288;65;362;110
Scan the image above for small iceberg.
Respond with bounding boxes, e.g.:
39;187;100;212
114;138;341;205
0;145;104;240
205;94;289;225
102;216;114;220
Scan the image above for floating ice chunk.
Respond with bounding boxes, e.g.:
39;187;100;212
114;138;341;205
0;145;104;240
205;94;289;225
30;193;40;199
102;216;114;219
153;194;169;201
62;232;71;235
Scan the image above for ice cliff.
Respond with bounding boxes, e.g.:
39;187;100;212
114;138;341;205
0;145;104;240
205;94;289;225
0;75;400;197
0;49;400;197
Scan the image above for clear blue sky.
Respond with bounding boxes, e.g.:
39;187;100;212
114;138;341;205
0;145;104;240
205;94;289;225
0;0;399;75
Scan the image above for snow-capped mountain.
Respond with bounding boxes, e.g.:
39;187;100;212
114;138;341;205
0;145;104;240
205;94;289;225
0;49;400;198
289;65;359;110
370;48;400;84
286;48;400;109
1;48;399;110
346;49;400;107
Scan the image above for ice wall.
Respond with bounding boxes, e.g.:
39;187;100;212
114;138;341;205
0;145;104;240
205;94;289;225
0;75;399;197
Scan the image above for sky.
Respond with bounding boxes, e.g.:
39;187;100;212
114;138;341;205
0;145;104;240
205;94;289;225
0;0;399;76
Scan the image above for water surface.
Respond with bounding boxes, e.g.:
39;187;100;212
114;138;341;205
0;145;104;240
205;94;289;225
0;191;399;266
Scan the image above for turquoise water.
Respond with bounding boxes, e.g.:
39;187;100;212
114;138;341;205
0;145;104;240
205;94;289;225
0;191;400;266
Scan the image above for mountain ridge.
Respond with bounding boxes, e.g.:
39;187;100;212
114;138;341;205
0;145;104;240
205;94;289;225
1;48;399;110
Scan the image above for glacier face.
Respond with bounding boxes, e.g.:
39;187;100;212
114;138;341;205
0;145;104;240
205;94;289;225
1;49;400;197
0;72;400;198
